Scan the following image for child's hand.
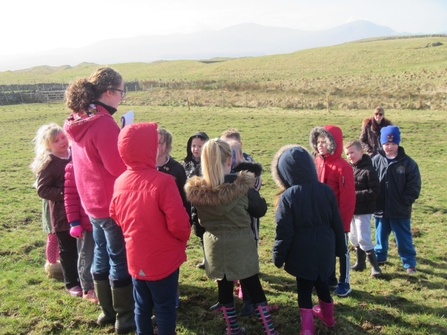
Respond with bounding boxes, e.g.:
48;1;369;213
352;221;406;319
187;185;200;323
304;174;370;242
69;221;83;238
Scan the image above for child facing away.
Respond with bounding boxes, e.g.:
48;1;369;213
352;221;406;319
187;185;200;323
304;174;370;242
182;131;209;269
372;126;421;274
309;125;356;297
110;122;191;335
344;140;382;278
31;123;81;297
64;160;97;302
271;145;346;335
185;139;278;335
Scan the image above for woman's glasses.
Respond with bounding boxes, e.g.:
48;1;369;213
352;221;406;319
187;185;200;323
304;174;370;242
112;88;126;98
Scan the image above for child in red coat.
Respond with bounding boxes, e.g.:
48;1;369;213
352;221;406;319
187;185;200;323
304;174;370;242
309;125;356;297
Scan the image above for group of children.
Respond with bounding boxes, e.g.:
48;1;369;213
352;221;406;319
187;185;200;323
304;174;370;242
273;122;421;334
30;67;421;335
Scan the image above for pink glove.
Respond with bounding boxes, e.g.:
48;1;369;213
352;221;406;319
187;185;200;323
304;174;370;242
69;222;83;238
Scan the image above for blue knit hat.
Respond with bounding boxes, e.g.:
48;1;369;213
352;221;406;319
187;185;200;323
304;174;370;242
380;125;400;145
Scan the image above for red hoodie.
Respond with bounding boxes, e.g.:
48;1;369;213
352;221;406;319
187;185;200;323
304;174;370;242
110;122;191;281
309;125;356;232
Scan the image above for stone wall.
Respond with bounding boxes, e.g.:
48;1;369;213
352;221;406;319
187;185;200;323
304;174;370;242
0;82;140;105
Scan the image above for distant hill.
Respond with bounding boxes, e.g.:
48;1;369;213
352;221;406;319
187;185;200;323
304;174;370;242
0;20;400;72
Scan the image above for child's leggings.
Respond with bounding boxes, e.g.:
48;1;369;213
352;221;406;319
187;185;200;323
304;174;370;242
296;276;332;309
46;233;59;263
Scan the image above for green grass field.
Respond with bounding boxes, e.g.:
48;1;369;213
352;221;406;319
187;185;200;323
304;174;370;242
0;101;446;334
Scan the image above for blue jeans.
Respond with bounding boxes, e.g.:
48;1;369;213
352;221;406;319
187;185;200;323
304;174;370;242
90;216;129;282
133;269;179;335
374;217;416;269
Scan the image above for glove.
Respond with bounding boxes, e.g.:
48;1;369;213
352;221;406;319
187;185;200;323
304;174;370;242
69;221;83;238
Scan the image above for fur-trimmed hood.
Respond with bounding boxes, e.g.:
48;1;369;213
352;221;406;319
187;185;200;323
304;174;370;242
309;125;343;158
233;161;263;176
185;171;255;208
271;145;317;190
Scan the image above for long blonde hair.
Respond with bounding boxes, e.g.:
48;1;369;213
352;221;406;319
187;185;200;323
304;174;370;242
30;123;65;175
201;138;232;188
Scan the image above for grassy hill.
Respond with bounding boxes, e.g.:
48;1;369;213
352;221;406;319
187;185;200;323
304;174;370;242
0;35;447;110
1;36;446;110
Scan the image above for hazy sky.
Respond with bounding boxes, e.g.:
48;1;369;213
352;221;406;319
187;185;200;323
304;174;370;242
2;0;446;56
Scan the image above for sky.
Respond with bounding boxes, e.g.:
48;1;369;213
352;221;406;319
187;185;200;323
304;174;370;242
1;0;446;57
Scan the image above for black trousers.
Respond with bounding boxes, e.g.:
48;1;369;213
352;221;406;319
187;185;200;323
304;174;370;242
218;274;266;305
56;230;79;289
296;276;331;309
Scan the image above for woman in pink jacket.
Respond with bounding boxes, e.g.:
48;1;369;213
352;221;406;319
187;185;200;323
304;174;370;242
64;67;134;334
111;122;191;335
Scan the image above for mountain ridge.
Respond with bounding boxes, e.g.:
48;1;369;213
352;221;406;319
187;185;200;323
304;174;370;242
0;20;406;72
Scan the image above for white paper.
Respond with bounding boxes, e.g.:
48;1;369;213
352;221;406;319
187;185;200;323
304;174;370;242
120;110;134;128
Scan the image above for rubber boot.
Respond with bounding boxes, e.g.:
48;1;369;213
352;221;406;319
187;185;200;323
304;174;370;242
254;301;279;335
112;284;136;334
218;303;246;335
299;308;314;335
312;299;334;328
94;279;116;326
351;247;366;271
366;250;382;278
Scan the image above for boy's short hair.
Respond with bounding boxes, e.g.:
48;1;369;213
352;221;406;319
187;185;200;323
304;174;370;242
221;128;241;142
157;127;173;152
344;139;362;151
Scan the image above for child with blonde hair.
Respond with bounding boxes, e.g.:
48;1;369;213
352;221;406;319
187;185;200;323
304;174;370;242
185;139;277;335
31;123;81;296
344;140;381;278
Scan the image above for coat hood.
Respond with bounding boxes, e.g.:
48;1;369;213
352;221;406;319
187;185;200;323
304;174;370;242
118;122;158;170
309;125;344;158
64;104;109;143
271;145;317;190
233;161;263;177
185;171;254;208
184;131;209;163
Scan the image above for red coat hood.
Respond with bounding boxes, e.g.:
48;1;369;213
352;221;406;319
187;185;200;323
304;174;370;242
118;122;158;170
309;124;344;159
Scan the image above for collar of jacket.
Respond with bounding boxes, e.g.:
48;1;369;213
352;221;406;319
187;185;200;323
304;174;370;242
93;101;117;116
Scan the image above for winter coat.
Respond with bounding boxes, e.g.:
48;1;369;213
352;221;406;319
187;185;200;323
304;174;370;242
158;157;190;218
185;172;267;281
64;161;92;232
37;154;71;232
64;103;126;218
372;146;421;219
182;131;209;179
309;125;356;232
351;154;380;215
110;123;191;281
360;117;392;157
271;145;346;281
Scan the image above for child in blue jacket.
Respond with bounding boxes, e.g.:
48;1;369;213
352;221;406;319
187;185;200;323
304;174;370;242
272;145;346;335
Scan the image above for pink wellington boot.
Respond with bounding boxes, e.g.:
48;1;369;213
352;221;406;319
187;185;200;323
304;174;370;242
312;299;335;328
299;308;314;335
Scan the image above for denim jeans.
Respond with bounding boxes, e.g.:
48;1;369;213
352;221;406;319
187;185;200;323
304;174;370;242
133;269;179;335
374;217;416;269
90;216;129;282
